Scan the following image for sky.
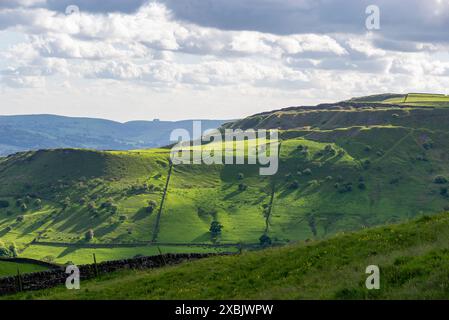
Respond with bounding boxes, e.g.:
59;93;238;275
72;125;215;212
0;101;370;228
0;0;449;121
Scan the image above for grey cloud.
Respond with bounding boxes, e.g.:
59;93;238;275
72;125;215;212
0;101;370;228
44;0;147;13
158;0;449;43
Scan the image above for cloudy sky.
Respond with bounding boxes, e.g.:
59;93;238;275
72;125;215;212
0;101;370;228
0;0;449;121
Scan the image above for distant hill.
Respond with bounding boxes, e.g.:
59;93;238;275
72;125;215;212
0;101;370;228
0;115;229;156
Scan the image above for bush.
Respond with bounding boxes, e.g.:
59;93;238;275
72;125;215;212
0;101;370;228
303;168;312;176
43;256;55;263
434;176;448;184
85;229;94;241
9;243;18;257
119;215;127;222
16;215;24;222
0;247;10;257
0;200;10;208
338;182;353;193
259;234;272;246
440;187;448;197
87;202;96;211
237;173;244;180
146;200;158;213
358;182;366;190
20;203;27;212
210;221;223;237
34;198;42;208
16;199;23;207
289;180;299;189
238;183;248;191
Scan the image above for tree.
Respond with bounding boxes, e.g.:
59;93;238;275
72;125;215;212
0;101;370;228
85;229;94;241
20;203;27;212
259;234;272;247
34;198;42;208
210;221;223;237
289;180;299;189
146;200;158;213
434;176;448;184
0;240;9;257
9;242;18;257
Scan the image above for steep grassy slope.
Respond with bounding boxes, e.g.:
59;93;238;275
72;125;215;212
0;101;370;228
7;212;449;300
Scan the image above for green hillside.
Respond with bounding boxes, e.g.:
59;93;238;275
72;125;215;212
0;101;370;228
1;93;449;266
7;211;449;300
0;260;48;277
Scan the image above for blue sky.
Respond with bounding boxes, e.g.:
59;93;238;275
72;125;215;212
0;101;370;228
0;0;449;121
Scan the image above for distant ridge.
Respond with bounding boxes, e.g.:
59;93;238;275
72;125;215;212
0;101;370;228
0;114;229;156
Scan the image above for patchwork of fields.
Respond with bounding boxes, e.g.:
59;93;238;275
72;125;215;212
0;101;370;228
1;94;449;266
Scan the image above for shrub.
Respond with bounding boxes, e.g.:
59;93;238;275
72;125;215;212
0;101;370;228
440;187;448;197
325;176;333;181
358;182;366;190
9;243;18;257
324;145;336;155
16;215;25;222
20;203;27;212
101;199;114;209
0;200;10;208
210;221;223;237
338;182;353;193
259;234;272;246
16;199;23;207
423;140;434;150
434;176;448;184
119;215;127;222
43;256;55;263
364;146;372;152
110;204;118;214
238;183;248;191
237;173;244;180
85;229;94;241
303;168;312;176
87;202;96;211
289;180;299;189
34;198;42;208
0;247;10;257
146;200;158;213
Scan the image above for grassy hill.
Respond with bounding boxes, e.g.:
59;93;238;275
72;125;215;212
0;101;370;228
6;211;449;300
1;93;449;266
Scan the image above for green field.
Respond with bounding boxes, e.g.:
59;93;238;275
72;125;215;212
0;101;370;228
0;260;48;277
6;211;449;300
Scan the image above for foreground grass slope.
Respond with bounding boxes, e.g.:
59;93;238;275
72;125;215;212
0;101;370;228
8;212;449;300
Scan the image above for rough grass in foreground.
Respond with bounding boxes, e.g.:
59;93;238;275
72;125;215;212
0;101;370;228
6;212;449;300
